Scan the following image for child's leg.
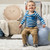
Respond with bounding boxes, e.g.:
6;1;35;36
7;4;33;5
30;27;38;44
22;28;28;45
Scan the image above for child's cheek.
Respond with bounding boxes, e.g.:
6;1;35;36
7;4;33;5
27;7;29;10
33;7;36;9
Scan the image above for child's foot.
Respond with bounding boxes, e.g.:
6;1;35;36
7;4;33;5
23;43;28;47
33;44;38;47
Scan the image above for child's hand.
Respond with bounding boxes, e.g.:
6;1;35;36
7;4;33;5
19;24;22;28
42;25;46;28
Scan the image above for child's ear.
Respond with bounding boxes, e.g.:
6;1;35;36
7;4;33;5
25;5;27;10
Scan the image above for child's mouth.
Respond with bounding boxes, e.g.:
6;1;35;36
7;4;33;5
29;8;33;9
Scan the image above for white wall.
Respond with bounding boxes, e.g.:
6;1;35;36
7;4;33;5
0;0;50;4
0;0;24;4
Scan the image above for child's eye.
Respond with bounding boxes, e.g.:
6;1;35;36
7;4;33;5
29;5;31;6
32;5;35;6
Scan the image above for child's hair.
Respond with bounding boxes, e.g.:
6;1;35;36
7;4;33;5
25;0;36;10
27;0;35;5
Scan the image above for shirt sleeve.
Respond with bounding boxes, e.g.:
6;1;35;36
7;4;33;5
20;10;28;25
25;10;29;15
20;14;26;25
37;13;46;25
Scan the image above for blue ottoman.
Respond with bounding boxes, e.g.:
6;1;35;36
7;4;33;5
27;27;50;46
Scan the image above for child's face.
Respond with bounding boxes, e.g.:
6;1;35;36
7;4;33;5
27;2;36;12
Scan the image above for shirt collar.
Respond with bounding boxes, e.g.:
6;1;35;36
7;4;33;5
26;10;36;16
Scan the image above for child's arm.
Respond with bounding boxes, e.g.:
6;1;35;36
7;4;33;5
37;13;46;28
19;15;27;28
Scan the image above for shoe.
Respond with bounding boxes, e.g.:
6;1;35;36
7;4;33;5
33;44;38;47
23;43;28;47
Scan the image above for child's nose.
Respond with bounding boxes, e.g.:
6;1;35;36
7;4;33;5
31;5;33;7
30;6;33;8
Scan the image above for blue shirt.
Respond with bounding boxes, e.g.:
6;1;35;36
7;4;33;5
21;11;46;27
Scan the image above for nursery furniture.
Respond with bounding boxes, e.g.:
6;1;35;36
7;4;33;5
3;5;23;35
0;20;9;37
42;2;50;28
